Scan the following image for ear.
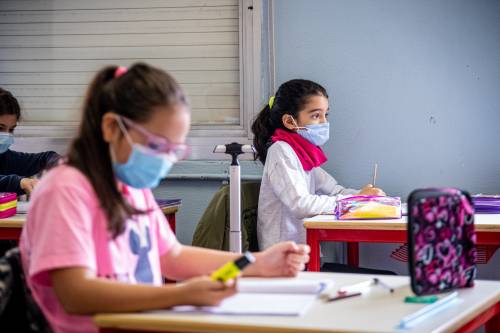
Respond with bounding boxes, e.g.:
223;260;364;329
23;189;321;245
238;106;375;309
101;112;121;144
281;114;297;131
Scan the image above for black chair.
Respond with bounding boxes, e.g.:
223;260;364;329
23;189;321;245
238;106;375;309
0;247;51;332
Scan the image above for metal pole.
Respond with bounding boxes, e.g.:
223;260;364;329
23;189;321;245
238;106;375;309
213;143;255;253
229;163;242;253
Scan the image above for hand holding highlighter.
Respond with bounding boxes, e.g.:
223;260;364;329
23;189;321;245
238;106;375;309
211;252;256;282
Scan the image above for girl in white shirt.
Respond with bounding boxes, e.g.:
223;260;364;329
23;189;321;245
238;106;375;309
252;79;385;250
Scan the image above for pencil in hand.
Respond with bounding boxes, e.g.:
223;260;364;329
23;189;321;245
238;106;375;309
372;163;378;187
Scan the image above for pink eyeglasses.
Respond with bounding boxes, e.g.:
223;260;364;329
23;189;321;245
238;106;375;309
119;116;190;161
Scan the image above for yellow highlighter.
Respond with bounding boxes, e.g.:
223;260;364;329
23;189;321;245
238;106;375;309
211;252;256;282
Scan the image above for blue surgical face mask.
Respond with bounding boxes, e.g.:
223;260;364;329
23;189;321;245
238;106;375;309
0;132;14;154
112;118;175;189
113;144;173;189
297;123;330;146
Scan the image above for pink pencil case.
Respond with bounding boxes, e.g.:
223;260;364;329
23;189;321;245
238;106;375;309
335;195;401;220
0;192;17;218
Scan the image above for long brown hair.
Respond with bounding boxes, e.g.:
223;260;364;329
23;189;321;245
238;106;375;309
67;63;187;237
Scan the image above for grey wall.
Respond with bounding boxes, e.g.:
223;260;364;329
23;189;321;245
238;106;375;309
273;0;500;278
274;0;500;196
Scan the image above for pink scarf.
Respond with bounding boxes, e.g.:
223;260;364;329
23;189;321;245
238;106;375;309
271;128;327;171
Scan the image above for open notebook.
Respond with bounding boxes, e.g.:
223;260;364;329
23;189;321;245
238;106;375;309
167;277;333;316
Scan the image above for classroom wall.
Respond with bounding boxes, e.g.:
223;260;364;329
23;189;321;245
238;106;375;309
14;1;496;279
272;0;500;279
154;0;500;280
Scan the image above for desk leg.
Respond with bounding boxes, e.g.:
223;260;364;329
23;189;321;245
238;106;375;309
166;213;176;235
0;228;22;241
457;301;500;333
164;213;177;284
347;242;359;267
307;229;321;272
485;302;500;333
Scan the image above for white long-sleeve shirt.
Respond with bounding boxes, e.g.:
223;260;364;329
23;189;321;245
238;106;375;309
257;141;358;250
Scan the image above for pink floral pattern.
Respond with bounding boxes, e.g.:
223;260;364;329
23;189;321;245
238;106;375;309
408;188;476;295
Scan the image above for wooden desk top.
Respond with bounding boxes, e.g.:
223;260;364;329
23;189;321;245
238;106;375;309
161;205;179;215
0;205;181;228
94;272;500;333
304;214;500;232
0;213;27;228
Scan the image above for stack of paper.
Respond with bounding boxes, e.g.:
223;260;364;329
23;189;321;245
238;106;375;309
472;195;500;214
169;277;333;316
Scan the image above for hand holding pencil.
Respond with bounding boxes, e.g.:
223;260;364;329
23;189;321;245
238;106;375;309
358;163;386;196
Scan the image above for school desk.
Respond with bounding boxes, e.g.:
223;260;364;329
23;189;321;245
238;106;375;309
0;203;181;241
304;214;500;271
161;205;179;234
94;271;500;333
0;213;25;240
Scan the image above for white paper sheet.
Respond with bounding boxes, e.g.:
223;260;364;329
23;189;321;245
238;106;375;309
166;277;333;316
172;293;316;316
237;277;333;294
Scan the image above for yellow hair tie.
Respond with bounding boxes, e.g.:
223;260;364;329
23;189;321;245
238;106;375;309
268;96;275;109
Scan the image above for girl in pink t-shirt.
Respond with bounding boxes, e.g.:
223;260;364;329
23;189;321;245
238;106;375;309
20;63;309;333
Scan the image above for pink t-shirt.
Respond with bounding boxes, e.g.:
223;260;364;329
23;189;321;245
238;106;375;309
19;164;178;333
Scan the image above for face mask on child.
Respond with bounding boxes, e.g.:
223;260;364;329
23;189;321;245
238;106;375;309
0;132;14;154
290;117;330;146
112;118;174;189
